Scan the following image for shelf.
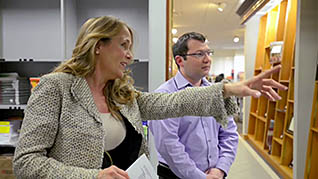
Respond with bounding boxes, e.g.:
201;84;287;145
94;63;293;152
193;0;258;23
279;80;290;83
250;112;258;118
288;100;294;103
255;68;262;71
273;137;283;145
311;128;318;133
0;105;26;110
284;131;294;139
258;116;267;122
276;108;286;113
0;58;62;62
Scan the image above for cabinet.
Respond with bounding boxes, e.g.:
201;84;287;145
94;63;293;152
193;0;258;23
305;79;318;179
245;0;296;178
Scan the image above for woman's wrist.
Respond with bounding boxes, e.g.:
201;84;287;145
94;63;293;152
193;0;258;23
223;83;232;98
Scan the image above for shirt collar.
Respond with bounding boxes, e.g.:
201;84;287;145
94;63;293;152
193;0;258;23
174;71;211;90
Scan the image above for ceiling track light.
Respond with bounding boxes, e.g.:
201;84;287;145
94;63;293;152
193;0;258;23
217;2;226;12
233;36;240;43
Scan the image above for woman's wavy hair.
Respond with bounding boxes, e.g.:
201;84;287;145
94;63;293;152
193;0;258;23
53;16;139;120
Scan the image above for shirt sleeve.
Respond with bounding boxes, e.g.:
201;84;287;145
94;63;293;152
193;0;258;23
149;118;206;179
215;117;239;176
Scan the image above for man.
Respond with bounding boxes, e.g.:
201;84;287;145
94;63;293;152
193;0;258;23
149;32;238;179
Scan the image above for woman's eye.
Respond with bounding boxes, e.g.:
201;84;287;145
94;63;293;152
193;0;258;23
121;43;128;49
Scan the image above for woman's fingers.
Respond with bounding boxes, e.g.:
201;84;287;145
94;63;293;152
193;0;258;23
262;86;281;101
98;165;129;179
248;65;282;84
263;79;288;91
261;90;274;101
110;166;129;179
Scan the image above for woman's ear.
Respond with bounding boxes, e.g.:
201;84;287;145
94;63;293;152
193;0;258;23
95;41;103;55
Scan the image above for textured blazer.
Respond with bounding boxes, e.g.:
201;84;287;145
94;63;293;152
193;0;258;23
13;72;237;179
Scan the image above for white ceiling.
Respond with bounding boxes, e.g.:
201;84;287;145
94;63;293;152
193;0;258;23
172;0;245;51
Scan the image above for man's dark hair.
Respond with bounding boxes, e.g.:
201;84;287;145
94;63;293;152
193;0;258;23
172;32;206;69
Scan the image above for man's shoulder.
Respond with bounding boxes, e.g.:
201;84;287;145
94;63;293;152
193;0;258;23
155;77;177;93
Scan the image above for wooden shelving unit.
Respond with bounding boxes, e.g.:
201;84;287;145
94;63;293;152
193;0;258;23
305;81;318;179
245;0;296;178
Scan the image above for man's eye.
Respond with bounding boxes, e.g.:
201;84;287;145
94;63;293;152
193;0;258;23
197;52;204;57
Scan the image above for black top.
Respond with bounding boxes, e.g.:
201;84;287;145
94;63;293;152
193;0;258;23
101;113;142;170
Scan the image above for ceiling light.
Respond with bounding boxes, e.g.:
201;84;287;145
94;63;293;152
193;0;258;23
233;36;240;43
172;28;177;35
217;2;226;12
172;37;178;43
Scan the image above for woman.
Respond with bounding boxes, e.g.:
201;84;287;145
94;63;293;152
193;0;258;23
13;16;286;179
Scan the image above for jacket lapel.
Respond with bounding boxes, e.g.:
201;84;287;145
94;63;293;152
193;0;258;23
70;77;101;123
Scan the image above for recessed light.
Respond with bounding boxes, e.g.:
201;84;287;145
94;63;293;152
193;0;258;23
172;28;177;35
233;36;240;43
173;37;178;43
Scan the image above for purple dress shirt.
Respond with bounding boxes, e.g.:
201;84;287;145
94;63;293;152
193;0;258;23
149;71;238;179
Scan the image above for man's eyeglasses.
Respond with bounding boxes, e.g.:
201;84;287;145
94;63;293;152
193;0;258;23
182;50;214;60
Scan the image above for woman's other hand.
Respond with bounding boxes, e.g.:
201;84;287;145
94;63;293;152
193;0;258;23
98;165;129;179
224;65;288;101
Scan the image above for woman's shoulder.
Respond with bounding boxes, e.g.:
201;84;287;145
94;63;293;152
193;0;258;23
41;72;78;82
39;72;79;87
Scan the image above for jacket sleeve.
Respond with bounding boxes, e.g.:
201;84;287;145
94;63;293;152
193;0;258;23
215;117;239;176
137;82;238;128
13;76;100;179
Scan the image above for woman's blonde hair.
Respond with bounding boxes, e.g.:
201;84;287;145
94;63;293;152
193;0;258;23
53;16;138;120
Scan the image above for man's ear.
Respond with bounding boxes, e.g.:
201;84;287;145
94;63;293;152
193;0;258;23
175;55;185;68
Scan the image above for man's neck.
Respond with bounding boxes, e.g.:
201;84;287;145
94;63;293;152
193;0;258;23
179;71;202;87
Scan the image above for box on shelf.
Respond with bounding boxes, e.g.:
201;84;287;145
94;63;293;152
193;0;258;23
270;41;284;64
0;118;22;147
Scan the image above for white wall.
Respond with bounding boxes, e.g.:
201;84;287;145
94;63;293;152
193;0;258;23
1;0;62;59
148;0;166;92
242;16;260;134
294;0;318;178
148;0;166;171
75;0;149;60
210;49;244;81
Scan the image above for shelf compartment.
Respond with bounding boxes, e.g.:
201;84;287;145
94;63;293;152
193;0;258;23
272;138;282;157
273;112;285;138
248;114;257;135
276;90;288;111
255;119;266;143
246;134;292;179
305;132;318;178
281;136;293;166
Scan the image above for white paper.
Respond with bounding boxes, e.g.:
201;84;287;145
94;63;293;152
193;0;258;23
126;154;158;179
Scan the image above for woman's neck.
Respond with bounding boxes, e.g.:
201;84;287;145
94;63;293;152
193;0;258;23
85;71;108;93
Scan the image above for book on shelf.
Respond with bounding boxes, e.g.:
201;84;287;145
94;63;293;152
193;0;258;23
287;116;294;134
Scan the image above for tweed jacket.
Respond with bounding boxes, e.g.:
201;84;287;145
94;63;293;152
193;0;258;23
13;72;237;179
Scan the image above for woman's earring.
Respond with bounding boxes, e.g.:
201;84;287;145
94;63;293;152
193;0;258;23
96;51;100;55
